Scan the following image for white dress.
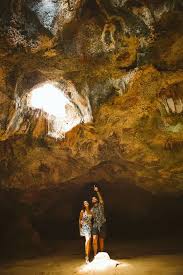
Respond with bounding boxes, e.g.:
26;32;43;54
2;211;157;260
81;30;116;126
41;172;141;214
80;211;92;238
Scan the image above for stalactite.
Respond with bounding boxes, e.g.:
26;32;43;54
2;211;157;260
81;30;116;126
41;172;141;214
96;0;127;51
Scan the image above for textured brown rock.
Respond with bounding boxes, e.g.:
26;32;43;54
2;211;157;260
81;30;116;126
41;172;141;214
1;65;183;193
0;0;183;257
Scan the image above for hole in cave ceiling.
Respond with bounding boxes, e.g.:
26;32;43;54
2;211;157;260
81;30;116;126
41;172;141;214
26;82;92;139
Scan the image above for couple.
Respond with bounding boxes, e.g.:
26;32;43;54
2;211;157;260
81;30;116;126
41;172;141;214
79;185;107;263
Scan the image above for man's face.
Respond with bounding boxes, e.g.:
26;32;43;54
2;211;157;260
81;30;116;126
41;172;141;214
92;196;98;204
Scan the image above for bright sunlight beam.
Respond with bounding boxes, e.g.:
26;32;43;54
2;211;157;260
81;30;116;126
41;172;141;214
79;252;122;273
27;82;88;139
28;83;70;118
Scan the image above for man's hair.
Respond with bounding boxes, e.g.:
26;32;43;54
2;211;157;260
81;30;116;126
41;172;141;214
92;195;98;200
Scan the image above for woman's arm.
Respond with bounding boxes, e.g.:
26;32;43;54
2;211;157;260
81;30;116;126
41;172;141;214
79;210;83;229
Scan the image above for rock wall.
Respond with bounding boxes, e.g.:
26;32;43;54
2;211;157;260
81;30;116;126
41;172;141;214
0;0;183;257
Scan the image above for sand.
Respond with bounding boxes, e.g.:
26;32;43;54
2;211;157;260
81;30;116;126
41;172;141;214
0;239;183;275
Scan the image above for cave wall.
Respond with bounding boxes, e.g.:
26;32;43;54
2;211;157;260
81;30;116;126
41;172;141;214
0;0;183;258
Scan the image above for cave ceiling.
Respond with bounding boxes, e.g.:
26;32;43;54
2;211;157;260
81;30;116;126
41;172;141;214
0;0;183;196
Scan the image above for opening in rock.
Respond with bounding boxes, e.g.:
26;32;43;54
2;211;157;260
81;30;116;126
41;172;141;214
28;83;70;118
26;82;91;139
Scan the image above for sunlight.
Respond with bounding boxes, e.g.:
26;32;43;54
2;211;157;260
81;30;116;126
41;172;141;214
79;252;122;273
27;82;85;139
28;83;69;118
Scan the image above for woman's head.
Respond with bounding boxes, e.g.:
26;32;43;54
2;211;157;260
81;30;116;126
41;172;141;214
83;200;90;209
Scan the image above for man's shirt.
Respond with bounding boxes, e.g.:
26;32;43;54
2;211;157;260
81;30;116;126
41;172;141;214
91;203;106;230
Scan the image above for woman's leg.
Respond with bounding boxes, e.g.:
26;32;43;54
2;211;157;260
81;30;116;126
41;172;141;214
85;236;91;258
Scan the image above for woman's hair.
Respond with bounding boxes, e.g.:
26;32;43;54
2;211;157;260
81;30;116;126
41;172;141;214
82;200;90;211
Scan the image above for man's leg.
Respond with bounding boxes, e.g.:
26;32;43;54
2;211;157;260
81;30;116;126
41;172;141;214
99;237;104;252
99;223;106;252
92;235;98;256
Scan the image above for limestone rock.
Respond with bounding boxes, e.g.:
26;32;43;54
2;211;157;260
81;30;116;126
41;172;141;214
0;0;183;257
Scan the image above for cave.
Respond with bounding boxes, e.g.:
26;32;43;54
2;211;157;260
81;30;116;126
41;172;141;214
0;1;183;274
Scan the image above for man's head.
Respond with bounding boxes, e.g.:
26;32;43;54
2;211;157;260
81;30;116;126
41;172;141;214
92;196;98;205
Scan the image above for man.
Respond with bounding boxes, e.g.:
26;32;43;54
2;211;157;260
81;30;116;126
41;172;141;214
91;185;106;256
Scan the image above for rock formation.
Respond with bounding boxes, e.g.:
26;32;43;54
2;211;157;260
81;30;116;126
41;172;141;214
0;0;183;257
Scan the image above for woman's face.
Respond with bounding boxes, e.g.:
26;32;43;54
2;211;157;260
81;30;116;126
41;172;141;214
83;201;89;208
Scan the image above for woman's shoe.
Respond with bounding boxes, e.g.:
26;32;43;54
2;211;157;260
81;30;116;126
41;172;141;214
85;256;89;264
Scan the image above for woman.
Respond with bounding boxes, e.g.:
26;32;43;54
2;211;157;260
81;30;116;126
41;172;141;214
79;200;92;263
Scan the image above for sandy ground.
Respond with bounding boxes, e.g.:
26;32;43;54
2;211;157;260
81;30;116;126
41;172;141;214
0;239;183;275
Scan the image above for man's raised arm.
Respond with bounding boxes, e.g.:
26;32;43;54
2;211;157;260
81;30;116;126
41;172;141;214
94;185;104;204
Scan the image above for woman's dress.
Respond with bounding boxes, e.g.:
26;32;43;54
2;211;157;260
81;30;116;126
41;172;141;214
80;210;92;238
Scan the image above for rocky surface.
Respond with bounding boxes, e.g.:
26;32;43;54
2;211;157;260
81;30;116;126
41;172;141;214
0;0;183;256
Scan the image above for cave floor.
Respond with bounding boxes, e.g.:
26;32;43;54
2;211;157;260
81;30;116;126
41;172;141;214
0;239;183;275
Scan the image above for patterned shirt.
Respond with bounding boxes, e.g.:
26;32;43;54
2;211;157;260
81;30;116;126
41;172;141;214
91;203;106;230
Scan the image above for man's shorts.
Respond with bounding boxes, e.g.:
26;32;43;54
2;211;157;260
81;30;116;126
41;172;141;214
92;223;107;239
